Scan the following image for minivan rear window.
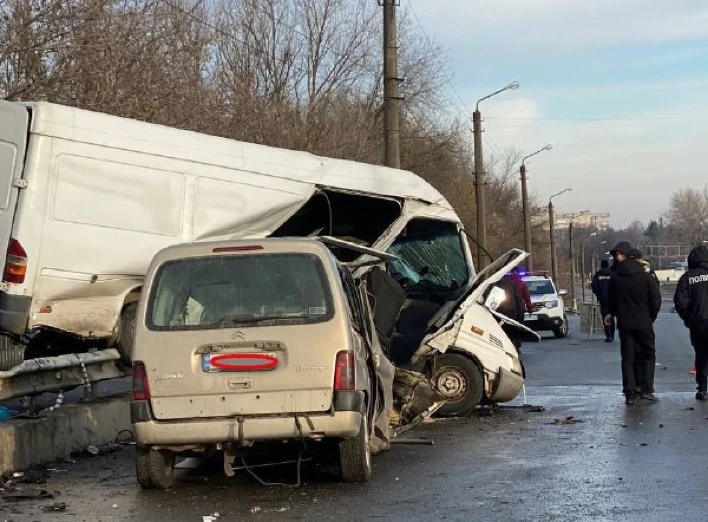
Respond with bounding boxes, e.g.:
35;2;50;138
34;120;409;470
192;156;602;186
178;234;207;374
147;253;334;331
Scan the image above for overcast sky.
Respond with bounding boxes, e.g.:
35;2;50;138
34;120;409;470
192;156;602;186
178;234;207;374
411;0;708;228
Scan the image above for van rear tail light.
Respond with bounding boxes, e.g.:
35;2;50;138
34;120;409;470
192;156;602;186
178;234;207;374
3;238;27;284
132;362;151;401
334;351;355;391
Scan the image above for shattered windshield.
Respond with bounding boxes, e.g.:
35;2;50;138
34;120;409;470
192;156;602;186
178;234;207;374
387;219;468;293
147;253;334;330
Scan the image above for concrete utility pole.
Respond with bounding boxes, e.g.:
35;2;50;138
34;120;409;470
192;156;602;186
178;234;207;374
520;144;553;270
473;81;519;269
548;188;572;284
569;221;576;308
382;0;401;169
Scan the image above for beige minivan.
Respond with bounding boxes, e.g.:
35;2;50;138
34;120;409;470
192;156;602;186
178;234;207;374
131;238;402;488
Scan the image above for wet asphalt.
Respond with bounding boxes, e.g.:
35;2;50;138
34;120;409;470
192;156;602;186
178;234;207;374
3;302;708;522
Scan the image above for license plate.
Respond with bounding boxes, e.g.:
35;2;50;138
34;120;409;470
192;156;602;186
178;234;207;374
201;353;278;373
525;314;538;321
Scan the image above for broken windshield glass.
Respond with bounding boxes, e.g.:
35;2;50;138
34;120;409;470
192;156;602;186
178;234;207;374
387;219;468;293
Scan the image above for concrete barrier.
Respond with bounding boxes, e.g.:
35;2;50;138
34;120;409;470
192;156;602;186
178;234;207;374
578;302;605;336
0;395;130;475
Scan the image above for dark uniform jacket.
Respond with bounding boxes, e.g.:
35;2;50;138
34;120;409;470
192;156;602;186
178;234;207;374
674;246;708;328
608;259;662;330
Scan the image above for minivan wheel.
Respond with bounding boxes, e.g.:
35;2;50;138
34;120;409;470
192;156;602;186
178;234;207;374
553;316;569;339
136;446;175;490
431;353;484;417
0;336;25;371
117;303;137;364
338;413;372;483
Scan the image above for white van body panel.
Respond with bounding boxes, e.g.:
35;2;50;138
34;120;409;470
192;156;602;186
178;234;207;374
0;100;451;339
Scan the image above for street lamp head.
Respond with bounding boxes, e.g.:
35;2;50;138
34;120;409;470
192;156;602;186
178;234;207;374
505;81;520;91
543;144;553;151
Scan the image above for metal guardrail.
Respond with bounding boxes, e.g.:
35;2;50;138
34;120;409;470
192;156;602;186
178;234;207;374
0;349;127;402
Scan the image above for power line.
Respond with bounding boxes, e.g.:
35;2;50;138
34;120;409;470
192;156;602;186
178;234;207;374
486;115;708;122
405;0;474;121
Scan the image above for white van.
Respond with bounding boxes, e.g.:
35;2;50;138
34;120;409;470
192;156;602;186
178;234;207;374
0;100;535;411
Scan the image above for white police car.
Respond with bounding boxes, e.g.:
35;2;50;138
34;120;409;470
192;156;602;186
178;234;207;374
521;272;569;338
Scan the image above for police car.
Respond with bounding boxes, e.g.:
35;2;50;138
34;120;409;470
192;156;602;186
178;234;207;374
521;271;569;338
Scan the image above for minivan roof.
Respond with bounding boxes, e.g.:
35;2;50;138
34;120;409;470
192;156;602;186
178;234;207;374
150;237;337;264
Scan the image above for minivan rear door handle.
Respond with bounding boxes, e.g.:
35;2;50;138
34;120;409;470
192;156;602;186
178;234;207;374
228;378;253;390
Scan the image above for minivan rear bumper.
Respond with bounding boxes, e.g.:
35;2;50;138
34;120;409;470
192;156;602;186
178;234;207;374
133;410;363;445
0;292;30;334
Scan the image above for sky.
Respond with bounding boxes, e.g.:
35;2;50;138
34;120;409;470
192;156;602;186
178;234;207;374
411;0;708;229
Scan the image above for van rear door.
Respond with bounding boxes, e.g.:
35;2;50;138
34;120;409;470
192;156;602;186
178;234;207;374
141;249;345;420
0;101;28;265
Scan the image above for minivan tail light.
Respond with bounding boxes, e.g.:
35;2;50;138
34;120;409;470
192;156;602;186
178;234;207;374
132;362;151;401
3;238;27;284
334;351;355;391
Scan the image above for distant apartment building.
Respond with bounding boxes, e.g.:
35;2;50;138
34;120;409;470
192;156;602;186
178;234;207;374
554;211;611;231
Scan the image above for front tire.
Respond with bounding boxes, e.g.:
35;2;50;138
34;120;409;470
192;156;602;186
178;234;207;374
553;316;569;338
338;413;372;483
431;353;484;417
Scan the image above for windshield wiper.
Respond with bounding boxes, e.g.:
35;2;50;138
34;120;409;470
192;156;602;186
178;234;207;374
213;313;309;327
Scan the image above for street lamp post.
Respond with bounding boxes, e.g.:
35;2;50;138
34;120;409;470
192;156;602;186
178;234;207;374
473;81;520;270
568;212;589;310
520;144;553;270
581;232;597;302
549;188;572;284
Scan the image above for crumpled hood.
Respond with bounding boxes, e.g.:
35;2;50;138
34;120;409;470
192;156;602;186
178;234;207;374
615;259;645;277
687;246;708;270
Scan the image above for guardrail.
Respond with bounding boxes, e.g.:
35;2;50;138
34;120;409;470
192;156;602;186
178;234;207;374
0;349;127;402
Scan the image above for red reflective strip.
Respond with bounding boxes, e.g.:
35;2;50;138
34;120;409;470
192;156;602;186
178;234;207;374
210;353;278;371
212;246;264;253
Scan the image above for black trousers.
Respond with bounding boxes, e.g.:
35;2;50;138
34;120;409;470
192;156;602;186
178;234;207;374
599;303;615;340
690;321;708;393
619;328;656;395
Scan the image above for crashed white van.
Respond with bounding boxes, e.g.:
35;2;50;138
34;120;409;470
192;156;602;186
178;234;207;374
0;100;535;410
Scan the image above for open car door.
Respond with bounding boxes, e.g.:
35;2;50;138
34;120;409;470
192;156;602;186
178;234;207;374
423;248;540;344
318;237;445;444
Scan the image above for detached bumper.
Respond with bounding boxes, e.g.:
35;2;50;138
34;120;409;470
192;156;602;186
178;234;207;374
524;313;564;332
489;367;524;403
0;291;30;334
132;408;362;445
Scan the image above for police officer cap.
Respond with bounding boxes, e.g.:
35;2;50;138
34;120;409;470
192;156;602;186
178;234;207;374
610;241;632;256
628;248;642;259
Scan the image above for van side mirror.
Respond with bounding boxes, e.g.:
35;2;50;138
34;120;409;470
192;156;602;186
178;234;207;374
558;289;568;296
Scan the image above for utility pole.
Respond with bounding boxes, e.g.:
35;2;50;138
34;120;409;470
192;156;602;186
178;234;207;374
549;200;557;282
473;81;519;270
548;188;571;285
581;242;586;302
473;109;486;269
520;163;532;270
520;144;552;271
382;0;400;169
569;221;576;309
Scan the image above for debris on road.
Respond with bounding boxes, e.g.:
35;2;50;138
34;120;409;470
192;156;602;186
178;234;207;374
1;488;55;501
551;416;582;425
522;404;546;413
41;502;67;512
390;438;434;445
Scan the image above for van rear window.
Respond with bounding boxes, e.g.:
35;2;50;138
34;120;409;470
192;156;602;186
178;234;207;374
147;253;334;331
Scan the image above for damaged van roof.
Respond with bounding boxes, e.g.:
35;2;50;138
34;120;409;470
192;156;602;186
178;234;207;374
23;102;450;207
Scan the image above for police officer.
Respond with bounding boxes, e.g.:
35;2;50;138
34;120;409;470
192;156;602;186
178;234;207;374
673;245;708;400
605;241;662;404
591;259;614;342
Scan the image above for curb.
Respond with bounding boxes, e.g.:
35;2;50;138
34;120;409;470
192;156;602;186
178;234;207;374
0;395;130;475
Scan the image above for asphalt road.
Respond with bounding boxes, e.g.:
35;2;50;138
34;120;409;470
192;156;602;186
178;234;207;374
3;303;707;522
